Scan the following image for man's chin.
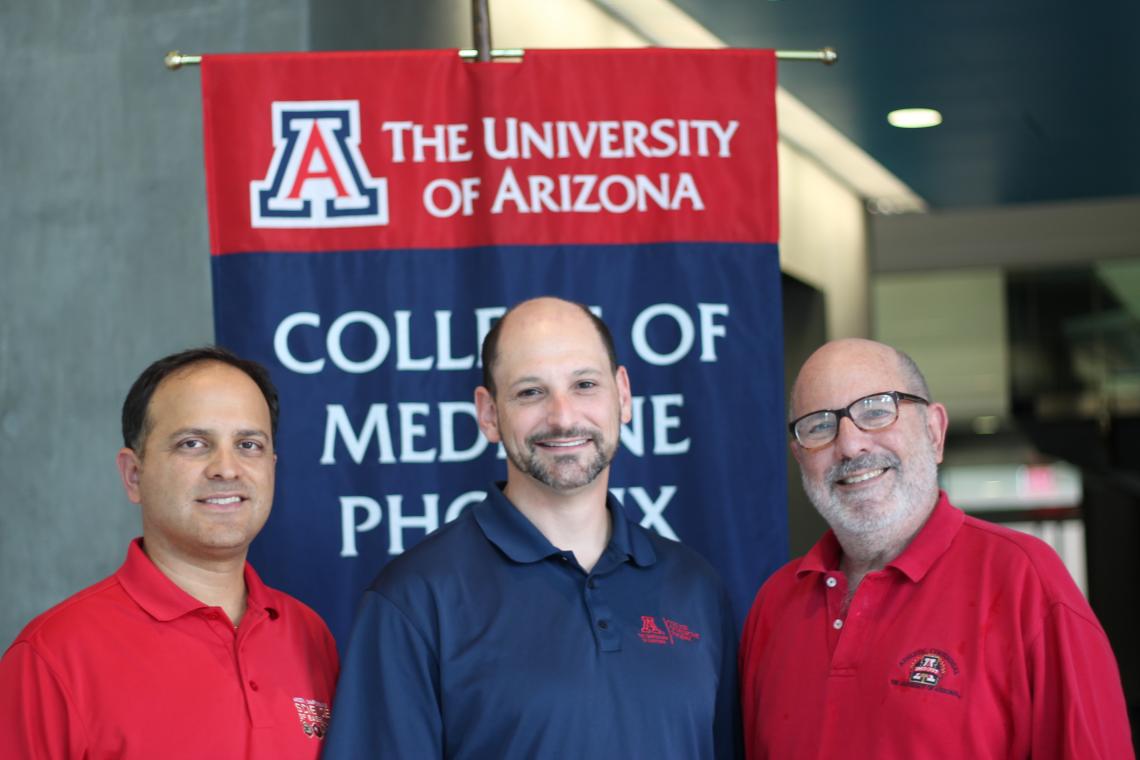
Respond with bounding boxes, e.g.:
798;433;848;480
814;494;894;533
541;464;603;492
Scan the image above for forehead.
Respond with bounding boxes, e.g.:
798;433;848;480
146;362;270;431
792;342;909;415
493;303;609;384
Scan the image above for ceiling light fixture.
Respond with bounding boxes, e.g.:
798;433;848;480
887;108;942;129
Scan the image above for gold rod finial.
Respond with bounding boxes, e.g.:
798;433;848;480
775;48;839;64
164;51;201;70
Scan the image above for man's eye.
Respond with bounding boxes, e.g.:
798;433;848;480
238;440;263;451
857;404;894;422
576;380;597;390
517;388;542;399
806;418;835;436
178;439;206;450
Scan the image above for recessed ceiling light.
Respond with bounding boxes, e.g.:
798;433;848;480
887;108;943;129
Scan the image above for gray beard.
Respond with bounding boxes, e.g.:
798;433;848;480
506;426;614;492
802;443;939;539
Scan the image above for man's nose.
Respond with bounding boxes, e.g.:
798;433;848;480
545;391;575;428
206;447;240;479
833;416;873;458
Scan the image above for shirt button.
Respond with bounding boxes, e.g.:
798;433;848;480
249;680;259;691
597;619;609;630
588;578;598;589
825;576;838;588
206;611;219;621
833;619;843;630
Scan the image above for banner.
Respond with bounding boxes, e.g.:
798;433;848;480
200;49;786;645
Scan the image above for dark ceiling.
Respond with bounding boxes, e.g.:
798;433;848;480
670;0;1140;210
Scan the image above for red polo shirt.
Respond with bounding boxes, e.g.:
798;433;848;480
0;539;338;759
740;492;1133;759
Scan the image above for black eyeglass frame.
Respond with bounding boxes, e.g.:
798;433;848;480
788;390;930;448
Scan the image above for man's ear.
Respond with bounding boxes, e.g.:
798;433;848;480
615;366;633;424
474;386;501;443
116;448;144;505
789;438;807;469
925;402;950;464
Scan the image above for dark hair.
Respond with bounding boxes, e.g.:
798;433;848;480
481;300;619;395
121;346;279;452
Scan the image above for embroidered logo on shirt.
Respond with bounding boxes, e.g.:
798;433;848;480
638;615;701;645
890;649;962;699
293;697;332;739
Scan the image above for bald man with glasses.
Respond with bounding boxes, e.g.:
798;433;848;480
739;338;1133;759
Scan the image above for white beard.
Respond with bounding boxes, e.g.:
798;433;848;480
802;439;940;539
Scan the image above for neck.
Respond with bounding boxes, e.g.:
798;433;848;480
833;492;939;604
837;532;910;576
836;538;905;609
142;538;250;626
504;474;612;572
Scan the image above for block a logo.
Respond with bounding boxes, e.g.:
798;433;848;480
251;100;388;228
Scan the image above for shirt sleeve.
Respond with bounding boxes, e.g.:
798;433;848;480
323;589;443;759
713;587;744;759
0;642;88;759
738;578;775;760
1029;602;1134;759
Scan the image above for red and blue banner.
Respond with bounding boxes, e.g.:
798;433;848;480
200;49;786;644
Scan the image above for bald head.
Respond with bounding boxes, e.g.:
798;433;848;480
481;297;618;396
790;339;930;422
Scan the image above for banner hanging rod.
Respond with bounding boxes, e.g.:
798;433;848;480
163;47;837;70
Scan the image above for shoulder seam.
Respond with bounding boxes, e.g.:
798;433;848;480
16;576;124;639
1026;599;1110;652
5;640;93;750
365;588;441;665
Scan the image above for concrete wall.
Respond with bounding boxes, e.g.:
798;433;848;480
0;1;309;650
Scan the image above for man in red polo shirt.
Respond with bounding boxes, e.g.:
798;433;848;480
740;338;1133;759
0;347;338;759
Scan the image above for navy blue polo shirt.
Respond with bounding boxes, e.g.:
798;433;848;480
324;483;741;759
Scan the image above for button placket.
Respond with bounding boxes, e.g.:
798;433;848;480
584;573;620;652
235;606;277;728
822;574;847;655
829;573;886;671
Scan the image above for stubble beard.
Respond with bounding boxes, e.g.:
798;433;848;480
802;442;940;539
507;425;615;492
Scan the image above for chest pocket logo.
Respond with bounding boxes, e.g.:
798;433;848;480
891;649;962;699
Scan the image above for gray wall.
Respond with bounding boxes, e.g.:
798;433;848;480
0;2;309;649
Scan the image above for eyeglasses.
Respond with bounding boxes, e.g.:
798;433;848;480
789;390;929;449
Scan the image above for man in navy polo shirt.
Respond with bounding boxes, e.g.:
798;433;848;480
325;296;741;759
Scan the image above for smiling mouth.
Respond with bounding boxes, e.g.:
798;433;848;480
837;468;887;486
538;438;590;449
199;496;244;505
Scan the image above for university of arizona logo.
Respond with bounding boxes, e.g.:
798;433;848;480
891;648;962;699
292;696;332;738
251;101;388;228
638;615;701;646
909;653;945;686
